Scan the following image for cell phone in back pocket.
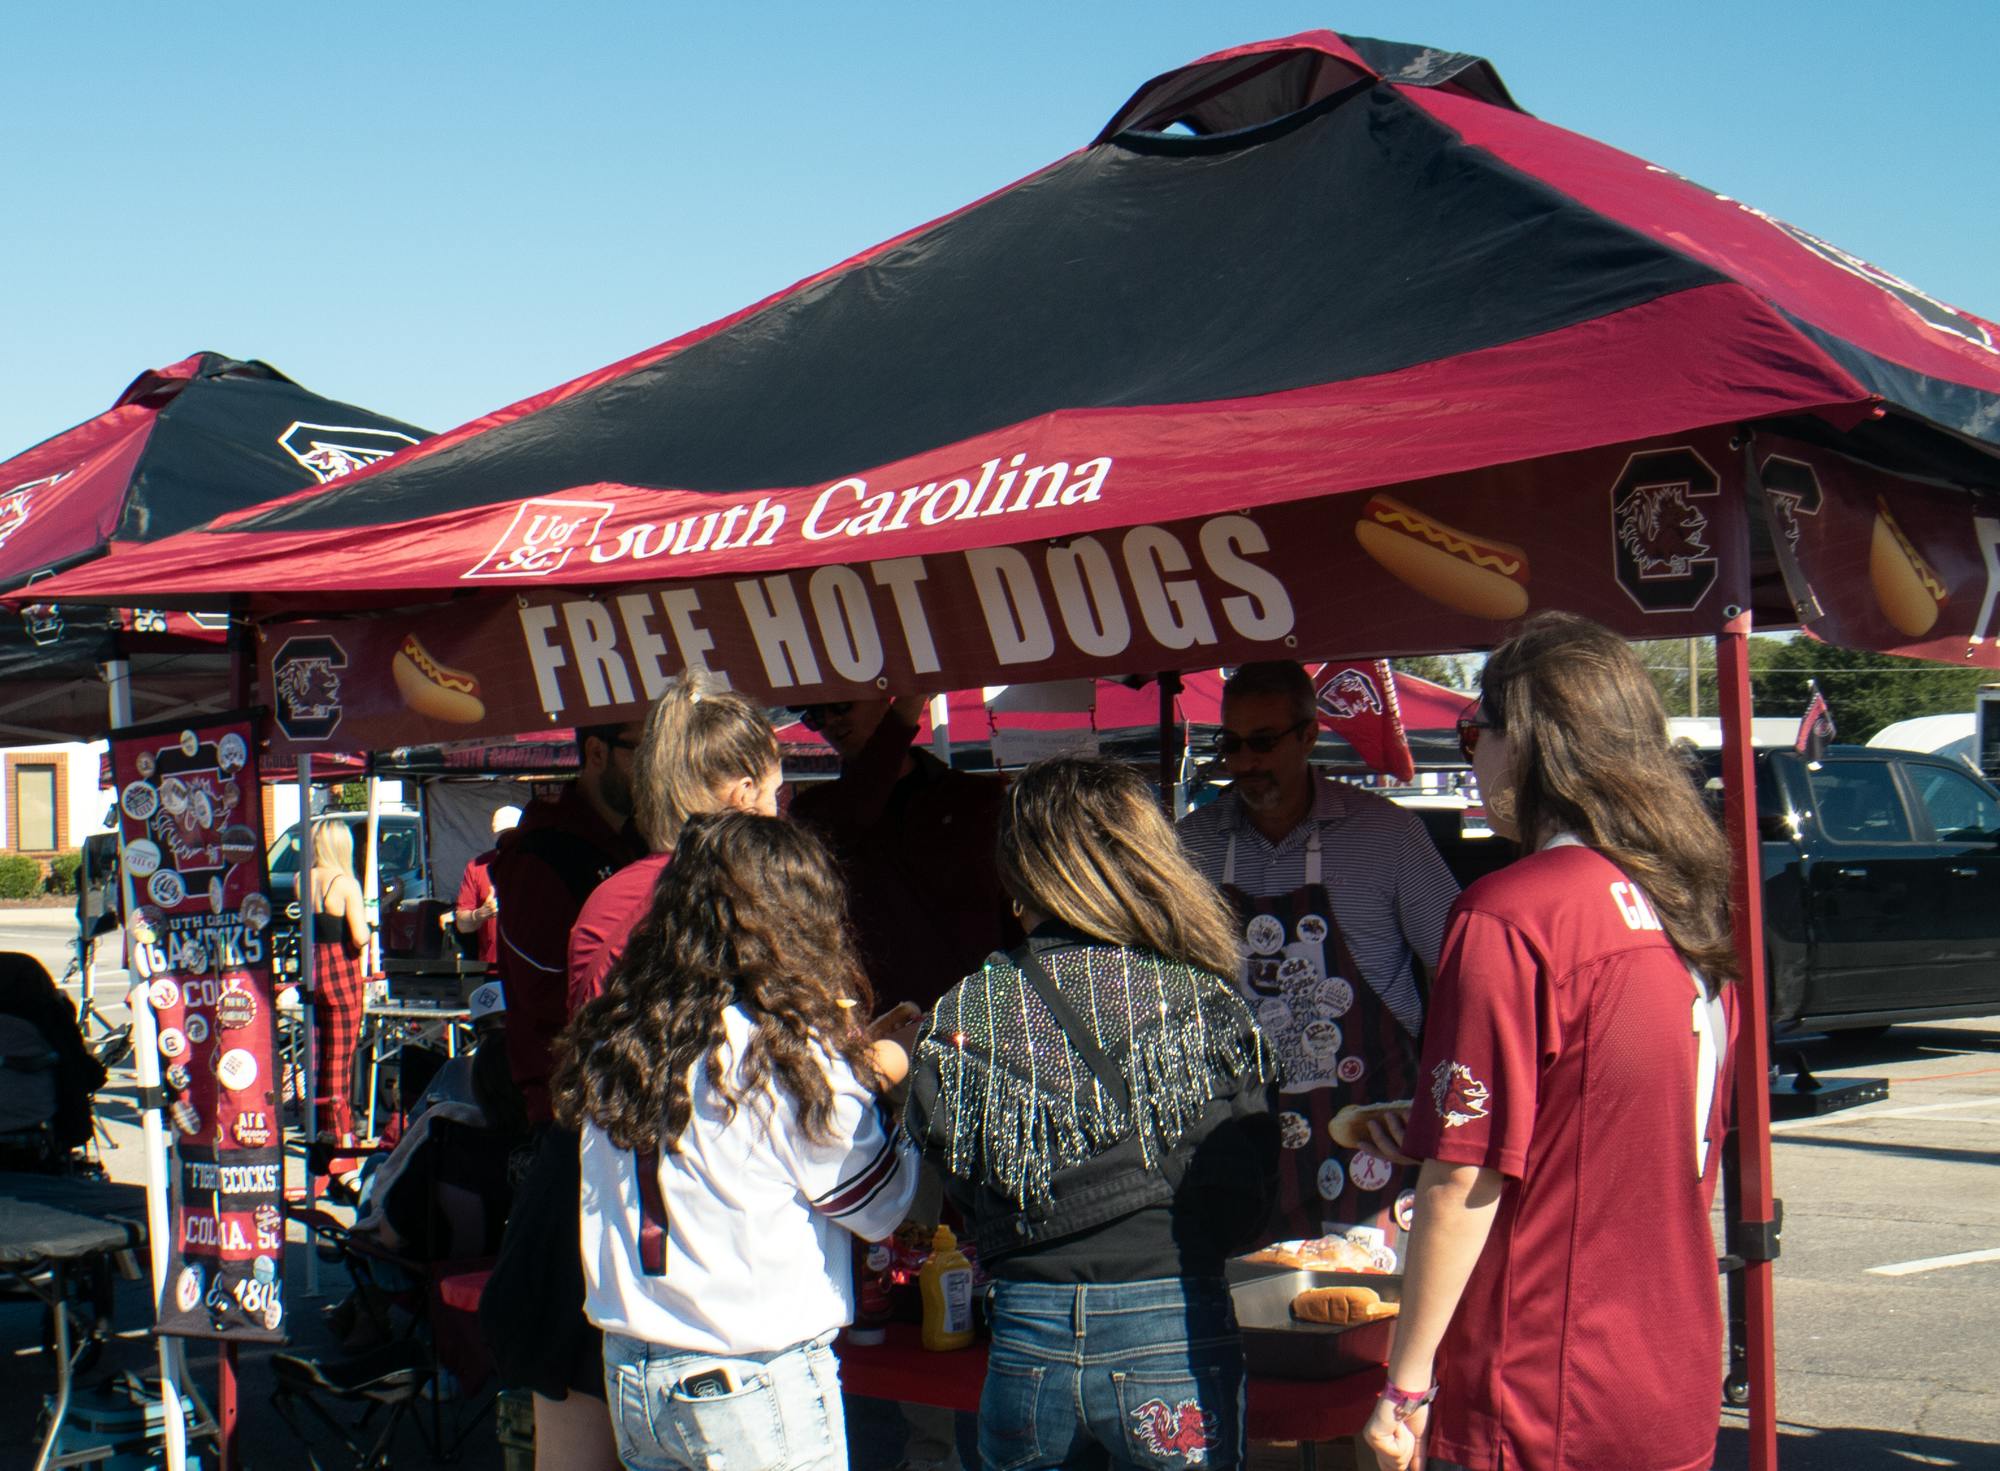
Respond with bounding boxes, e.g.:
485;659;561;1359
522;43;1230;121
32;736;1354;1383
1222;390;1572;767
678;1367;734;1399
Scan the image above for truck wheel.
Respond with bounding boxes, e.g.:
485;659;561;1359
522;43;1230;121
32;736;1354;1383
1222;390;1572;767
1723;1370;1751;1408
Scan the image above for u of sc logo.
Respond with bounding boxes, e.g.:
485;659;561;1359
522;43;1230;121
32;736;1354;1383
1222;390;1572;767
463;498;616;580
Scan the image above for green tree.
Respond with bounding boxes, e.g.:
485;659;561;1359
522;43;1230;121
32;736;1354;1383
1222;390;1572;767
1748;639;1985;744
1391;654;1478;692
1632;638;1718;717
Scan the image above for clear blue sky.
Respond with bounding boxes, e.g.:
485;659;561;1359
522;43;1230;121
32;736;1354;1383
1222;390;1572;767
4;1;1995;460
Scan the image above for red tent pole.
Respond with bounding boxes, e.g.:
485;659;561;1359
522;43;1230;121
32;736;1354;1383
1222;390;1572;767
1716;614;1778;1471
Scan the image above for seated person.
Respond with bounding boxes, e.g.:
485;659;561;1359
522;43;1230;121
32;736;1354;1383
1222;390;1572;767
329;1005;529;1350
353;1013;527;1264
0;953;107;1164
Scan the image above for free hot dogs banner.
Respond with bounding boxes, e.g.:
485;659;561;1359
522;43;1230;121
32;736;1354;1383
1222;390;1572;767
111;713;286;1343
1757;433;2000;664
256;433;1752;755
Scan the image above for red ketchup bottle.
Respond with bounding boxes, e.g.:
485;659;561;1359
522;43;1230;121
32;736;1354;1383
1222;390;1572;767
848;1238;894;1346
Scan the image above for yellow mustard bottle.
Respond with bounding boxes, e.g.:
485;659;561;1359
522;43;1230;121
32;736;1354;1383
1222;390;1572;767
918;1224;976;1351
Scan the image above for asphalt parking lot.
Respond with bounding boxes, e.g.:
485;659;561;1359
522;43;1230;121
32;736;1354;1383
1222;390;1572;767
1714;1015;2000;1469
5;910;1996;1469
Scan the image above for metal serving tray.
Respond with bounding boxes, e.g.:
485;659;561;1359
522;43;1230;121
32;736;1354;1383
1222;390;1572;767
1226;1260;1403;1380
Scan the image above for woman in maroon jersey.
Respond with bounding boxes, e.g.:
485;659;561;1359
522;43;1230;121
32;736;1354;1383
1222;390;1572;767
1365;612;1736;1471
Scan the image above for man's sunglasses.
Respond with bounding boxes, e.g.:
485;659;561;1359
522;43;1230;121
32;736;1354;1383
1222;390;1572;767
1212;719;1313;757
793;702;854;734
1456;702;1499;764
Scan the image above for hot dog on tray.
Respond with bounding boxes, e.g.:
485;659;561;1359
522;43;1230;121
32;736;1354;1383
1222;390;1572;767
392;634;487;724
1354;493;1530;620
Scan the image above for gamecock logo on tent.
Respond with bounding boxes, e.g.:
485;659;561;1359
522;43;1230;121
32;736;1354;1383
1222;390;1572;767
1609;448;1720;615
1758;456;1824;550
271;635;349;743
0;491;32;550
277;423;419;485
463;497;617;580
0;471;69;552
1646;164;1996;358
1316;667;1383;721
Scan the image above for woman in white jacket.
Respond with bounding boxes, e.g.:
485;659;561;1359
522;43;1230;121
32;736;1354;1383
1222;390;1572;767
552;811;917;1471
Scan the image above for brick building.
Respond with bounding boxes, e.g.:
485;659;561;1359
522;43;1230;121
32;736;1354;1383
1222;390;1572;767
0;742;114;860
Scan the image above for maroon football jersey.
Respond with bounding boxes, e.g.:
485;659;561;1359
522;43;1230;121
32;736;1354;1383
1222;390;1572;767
1403;842;1734;1471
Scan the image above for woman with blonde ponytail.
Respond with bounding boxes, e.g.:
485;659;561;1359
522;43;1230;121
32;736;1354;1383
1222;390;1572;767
567;671;782;1007
904;757;1279;1469
1364;612;1737;1471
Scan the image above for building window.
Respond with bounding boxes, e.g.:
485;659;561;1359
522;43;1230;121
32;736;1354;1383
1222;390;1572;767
14;763;58;852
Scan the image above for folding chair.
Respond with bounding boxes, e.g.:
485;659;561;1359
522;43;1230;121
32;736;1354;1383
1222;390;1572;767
272;1206;496;1469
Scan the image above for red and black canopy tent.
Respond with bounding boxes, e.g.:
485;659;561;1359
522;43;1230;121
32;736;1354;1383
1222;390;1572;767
29;31;2000;1466
0;352;428;740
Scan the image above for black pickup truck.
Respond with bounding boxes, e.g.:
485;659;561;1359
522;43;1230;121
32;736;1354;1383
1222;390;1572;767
1411;745;2000;1035
1743;745;2000;1035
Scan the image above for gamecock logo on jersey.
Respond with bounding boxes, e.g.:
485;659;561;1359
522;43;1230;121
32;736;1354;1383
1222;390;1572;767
1129;1398;1215;1464
277;423;419;484
1316;666;1383;721
1431;1059;1492;1129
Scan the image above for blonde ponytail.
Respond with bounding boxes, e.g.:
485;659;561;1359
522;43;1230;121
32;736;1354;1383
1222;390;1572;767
632;672;781;850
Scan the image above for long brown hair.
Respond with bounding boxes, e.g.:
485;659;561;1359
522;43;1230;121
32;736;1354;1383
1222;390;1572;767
632;672;780;851
551;811;880;1152
1480;612;1737;985
997;757;1242;980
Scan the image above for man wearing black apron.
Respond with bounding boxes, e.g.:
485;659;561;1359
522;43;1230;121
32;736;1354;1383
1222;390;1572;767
1179;662;1460;1269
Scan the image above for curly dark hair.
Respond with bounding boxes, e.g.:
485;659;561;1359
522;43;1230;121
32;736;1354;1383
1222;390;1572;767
551;811;881;1153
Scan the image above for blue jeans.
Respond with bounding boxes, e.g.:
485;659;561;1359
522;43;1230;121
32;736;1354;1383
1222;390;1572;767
979;1277;1245;1471
603;1329;846;1471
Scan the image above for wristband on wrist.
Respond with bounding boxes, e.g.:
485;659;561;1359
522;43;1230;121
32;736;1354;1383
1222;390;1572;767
1379;1380;1437;1422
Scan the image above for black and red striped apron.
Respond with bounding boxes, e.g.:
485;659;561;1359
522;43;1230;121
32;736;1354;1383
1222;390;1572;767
1222;827;1419;1267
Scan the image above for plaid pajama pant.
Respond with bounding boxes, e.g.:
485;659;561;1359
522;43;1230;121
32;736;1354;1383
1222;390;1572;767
311;932;368;1141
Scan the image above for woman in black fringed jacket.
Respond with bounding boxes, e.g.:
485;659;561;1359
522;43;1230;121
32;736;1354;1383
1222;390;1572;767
904;757;1280;1471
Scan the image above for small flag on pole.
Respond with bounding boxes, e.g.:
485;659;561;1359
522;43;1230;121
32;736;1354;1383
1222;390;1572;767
1795;681;1835;762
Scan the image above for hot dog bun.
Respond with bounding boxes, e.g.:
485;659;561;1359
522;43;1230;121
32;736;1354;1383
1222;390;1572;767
1869;498;1946;638
1290;1285;1399;1327
1328;1100;1412;1151
1355;495;1530;620
1244;1235;1380;1273
392;634;487;724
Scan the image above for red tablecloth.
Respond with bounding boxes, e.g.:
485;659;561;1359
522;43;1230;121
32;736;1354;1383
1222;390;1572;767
437;1267;492;1315
838;1323;1384;1442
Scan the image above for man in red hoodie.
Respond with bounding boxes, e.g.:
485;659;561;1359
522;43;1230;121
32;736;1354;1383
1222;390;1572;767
488;724;646;1126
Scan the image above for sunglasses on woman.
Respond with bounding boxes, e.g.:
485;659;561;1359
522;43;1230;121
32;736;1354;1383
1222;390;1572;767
793;702;854;733
1456;702;1499;764
1212;719;1313;757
